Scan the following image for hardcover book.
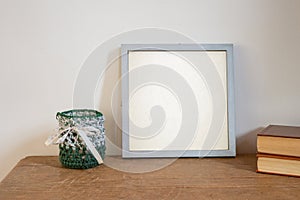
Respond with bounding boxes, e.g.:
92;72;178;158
257;125;300;157
257;153;300;177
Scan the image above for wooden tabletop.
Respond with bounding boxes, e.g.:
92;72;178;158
0;155;300;199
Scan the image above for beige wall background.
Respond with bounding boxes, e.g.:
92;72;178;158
1;0;300;181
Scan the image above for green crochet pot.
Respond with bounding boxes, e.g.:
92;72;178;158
56;109;106;169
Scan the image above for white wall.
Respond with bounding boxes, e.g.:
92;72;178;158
1;0;300;181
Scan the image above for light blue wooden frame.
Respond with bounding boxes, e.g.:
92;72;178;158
121;44;236;158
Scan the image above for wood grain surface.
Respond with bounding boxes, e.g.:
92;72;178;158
0;155;300;199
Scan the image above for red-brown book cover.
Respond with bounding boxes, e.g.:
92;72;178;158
258;125;300;138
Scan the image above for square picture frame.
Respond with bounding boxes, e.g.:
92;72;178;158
121;44;235;158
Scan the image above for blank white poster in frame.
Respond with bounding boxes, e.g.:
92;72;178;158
121;44;235;158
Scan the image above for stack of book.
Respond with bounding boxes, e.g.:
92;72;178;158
257;125;300;177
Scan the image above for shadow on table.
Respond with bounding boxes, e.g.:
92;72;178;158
211;127;264;173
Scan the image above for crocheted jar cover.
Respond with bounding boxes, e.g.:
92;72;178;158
56;109;106;169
